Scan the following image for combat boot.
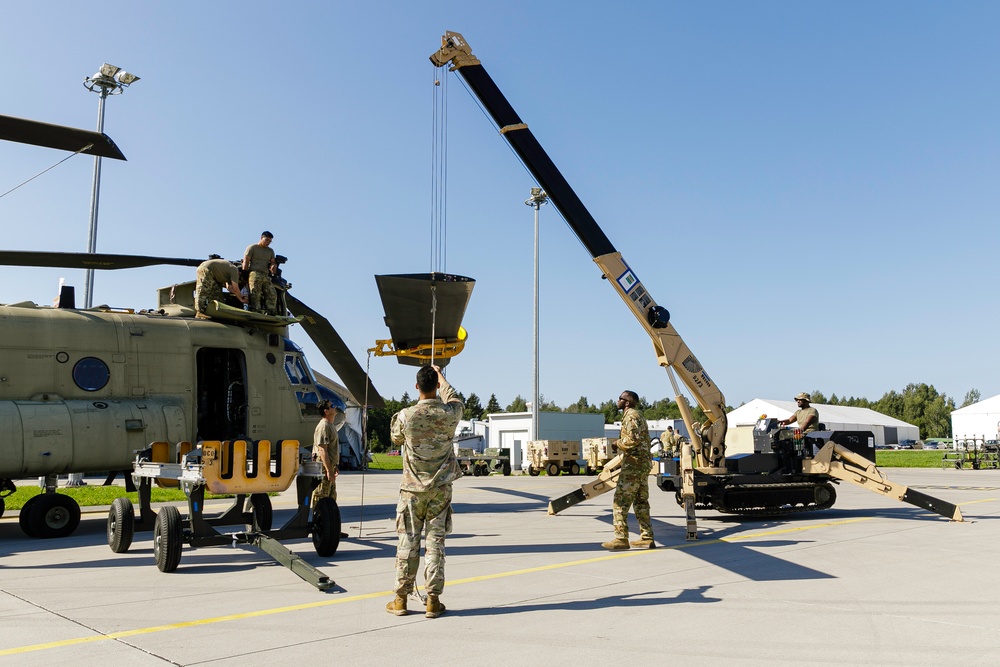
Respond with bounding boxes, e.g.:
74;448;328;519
385;595;408;616
425;594;446;618
601;538;630;551
630;539;656;549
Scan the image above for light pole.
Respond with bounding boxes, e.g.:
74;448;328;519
82;63;139;308
525;187;549;441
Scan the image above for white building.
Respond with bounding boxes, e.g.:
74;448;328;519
724;399;919;453
951;394;1000;441
487;412;605;470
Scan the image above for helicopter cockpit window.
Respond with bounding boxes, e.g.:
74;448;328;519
72;357;110;391
283;354;312;386
283;353;321;415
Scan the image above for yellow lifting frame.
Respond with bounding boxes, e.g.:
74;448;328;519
370;326;467;363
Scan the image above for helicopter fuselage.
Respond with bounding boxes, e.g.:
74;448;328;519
0;301;328;481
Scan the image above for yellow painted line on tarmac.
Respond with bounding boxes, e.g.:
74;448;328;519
957;498;996;506
0;515;876;656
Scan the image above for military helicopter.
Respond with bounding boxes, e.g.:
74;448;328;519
0;113;384;539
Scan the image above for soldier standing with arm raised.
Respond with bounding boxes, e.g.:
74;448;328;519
386;365;464;618
603;390;655;550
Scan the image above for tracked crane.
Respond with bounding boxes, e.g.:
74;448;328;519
430;31;962;538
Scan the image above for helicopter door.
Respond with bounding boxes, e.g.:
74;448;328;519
196;348;248;441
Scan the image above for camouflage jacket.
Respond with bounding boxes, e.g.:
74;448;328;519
618;407;652;469
390;379;464;492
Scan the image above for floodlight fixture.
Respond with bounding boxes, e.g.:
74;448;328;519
114;70;139;86
81;62;140;308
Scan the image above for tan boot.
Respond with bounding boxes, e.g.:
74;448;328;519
630;539;656;549
601;538;630;551
385;595;408;616
425;594;446;618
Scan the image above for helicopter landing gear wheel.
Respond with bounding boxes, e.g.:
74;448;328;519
547;463;560;477
246;494;273;533
28;494;81;539
107;497;135;553
528;465;539;477
312;497;341;557
18;495;42;537
153;505;183;573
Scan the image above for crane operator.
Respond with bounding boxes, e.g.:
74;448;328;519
778;392;820;433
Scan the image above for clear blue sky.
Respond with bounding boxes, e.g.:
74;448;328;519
2;2;998;410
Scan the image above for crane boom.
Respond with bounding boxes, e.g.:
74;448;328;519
430;30;728;468
431;31;964;535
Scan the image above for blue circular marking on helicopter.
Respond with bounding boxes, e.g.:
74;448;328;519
73;357;110;391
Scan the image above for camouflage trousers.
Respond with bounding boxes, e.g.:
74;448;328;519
393;486;453;597
311;475;337;506
194;267;223;315
612;463;653;541
248;270;277;315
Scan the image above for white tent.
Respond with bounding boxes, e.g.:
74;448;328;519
725;399;919;453
951;394;1000;442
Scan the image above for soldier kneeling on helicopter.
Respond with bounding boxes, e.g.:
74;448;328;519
195;256;247;318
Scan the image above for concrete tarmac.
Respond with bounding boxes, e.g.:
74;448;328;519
1;467;998;666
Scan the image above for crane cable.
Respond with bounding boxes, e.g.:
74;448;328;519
428;67;447;368
430;69;448;275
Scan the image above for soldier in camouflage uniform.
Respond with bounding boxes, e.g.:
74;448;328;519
194;257;246;318
603;390;655;550
662;426;682;457
311;400;346;506
385;365;463;619
242;231;277;315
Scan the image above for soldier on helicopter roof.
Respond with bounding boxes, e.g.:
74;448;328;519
195;255;247;318
243;231;278;315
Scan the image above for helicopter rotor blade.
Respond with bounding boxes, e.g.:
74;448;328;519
285;293;385;408
0;250;204;270
0;114;126;160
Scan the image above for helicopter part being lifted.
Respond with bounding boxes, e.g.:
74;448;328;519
106;439;338;590
0;114;126;160
373;272;475;368
430;31;963;535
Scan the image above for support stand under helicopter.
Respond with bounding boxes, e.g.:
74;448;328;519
105;439;341;591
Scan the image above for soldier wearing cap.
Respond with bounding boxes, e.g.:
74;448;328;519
194;256;247;318
242;231;277;315
661;425;682;457
312;400;347;508
779;392;820;433
386;365;463;619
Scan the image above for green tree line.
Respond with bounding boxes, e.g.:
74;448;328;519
364;382;976;452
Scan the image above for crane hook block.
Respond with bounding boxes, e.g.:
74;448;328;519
647;305;670;329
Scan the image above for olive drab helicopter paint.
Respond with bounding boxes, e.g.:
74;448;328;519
0;113;384;540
